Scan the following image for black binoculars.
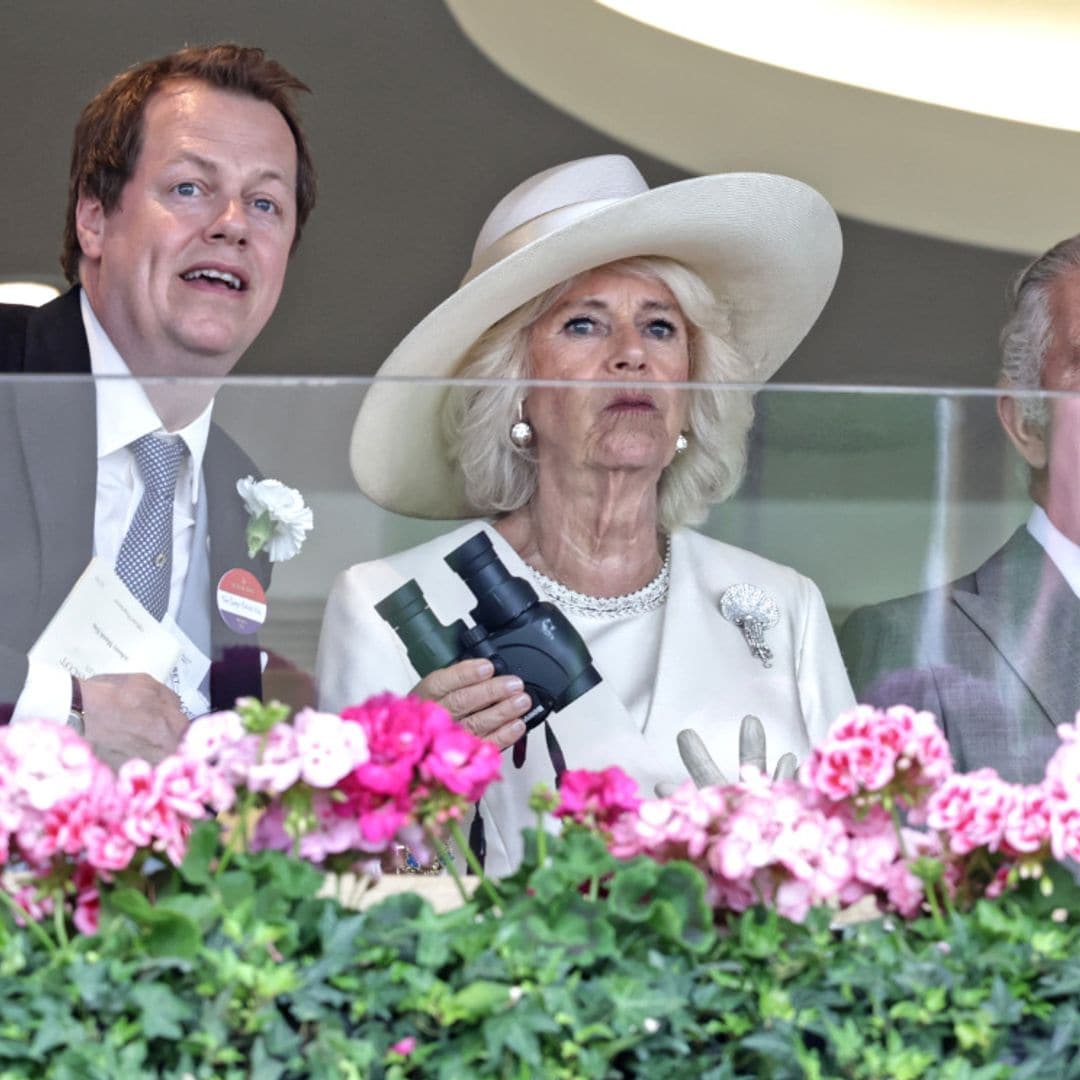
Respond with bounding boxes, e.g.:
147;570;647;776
375;531;602;731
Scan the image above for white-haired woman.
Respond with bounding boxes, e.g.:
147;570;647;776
317;156;855;874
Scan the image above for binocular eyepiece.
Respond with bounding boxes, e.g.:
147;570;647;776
375;532;602;730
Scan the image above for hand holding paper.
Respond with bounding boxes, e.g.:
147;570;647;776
28;558;195;767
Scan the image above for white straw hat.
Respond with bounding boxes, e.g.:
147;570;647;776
351;155;842;518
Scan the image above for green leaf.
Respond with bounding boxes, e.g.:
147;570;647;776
607;859;714;954
258;849;325;900
107;887;201;959
217;869;257;912
442;981;512;1023
246;510;273;560
178;819;221;886
236;696;292;734
132;982;195;1040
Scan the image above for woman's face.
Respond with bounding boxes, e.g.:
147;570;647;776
524;266;691;476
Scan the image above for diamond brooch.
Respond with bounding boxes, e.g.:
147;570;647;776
720;584;780;667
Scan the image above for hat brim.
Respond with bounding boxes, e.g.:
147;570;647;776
351;171;841;518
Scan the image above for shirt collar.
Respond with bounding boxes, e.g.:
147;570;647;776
1026;505;1080;600
81;289;213;500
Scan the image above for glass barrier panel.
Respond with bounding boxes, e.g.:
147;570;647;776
0;375;1070;873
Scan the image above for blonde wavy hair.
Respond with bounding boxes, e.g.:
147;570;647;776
442;257;755;531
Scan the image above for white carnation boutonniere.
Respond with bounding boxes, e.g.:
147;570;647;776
237;476;314;562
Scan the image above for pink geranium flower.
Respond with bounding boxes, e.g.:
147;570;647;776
422;727;502;803
926;770;1014;855
244;724;302;795
803;705;952;812
555;767;641;832
342;694;443;796
294;708;369;788
0;694;522;936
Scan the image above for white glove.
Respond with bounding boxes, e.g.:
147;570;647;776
654;715;798;797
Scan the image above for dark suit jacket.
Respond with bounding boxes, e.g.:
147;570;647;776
839;527;1080;783
0;288;271;715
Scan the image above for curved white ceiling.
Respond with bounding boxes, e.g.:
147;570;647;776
447;0;1080;253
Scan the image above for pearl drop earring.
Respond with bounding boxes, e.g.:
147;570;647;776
509;399;534;448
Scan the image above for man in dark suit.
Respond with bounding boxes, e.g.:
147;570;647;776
0;44;317;766
840;236;1080;783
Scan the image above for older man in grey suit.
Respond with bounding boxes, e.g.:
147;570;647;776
840;236;1080;783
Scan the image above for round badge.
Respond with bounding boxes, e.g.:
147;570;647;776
216;568;267;635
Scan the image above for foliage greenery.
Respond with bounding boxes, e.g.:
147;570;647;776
1;817;1079;1079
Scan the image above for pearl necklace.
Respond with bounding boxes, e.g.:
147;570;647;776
524;536;672;620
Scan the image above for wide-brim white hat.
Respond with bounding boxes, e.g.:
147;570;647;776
351;155;842;518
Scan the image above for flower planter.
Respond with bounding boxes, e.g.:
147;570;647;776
0;699;1077;1075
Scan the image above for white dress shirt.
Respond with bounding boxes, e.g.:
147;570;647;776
1027;505;1080;599
12;292;213;722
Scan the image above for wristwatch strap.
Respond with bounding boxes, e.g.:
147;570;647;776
67;674;85;735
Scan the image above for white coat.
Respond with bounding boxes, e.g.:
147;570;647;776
316;522;854;875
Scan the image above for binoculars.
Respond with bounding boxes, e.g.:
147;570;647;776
375;531;602;731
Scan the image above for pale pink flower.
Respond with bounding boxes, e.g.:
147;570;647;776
805;705;952;811
294;708;369;788
1047;801;1080;863
7;722;97;811
117;759;159;848
244;724;301;794
299;814;365;863
774;877;815;923
117;759;193;866
1002;785;1053;856
926;770;1014;855
83;823;137;872
12;883;54;924
180;710;246;763
882;860;925;917
805;737;895;800
154;755;215;820
846;825;900;890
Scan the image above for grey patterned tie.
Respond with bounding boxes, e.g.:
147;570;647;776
114;434;188;620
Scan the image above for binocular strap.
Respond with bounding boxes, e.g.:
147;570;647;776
470;722;571;873
468;802;486;870
510;721;568;787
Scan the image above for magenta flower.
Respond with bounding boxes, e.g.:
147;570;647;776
342;694;441;796
0;694;522;936
422;727;502;802
555;767;641;832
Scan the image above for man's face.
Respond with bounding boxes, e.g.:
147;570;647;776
1035;270;1080;542
76;79;298;380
